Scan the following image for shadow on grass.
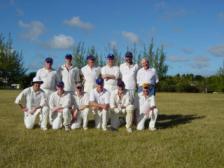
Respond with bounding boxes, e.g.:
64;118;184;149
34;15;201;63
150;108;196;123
155;114;205;129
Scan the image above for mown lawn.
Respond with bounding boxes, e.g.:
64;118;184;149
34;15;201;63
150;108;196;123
0;90;224;168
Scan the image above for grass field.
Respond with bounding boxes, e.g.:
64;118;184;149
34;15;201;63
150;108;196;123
0;90;224;168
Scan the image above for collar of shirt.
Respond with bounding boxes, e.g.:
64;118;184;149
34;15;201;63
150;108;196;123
63;64;74;70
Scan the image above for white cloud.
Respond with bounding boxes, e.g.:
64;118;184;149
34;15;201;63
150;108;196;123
64;16;93;30
168;55;189;63
192;56;209;69
16;8;24;16
108;41;117;50
48;34;74;49
209;44;224;57
18;20;45;40
122;31;140;44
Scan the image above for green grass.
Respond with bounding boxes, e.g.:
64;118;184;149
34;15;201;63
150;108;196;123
0;90;224;168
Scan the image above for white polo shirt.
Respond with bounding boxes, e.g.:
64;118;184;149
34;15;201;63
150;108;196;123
89;88;110;104
57;64;80;92
101;65;119;88
49;91;72;109
36;68;57;91
81;65;101;91
137;67;159;86
72;92;89;109
110;89;131;109
138;93;156;114
119;63;139;90
15;87;46;110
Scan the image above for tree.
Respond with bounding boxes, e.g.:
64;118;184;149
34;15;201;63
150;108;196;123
72;42;86;68
0;34;26;87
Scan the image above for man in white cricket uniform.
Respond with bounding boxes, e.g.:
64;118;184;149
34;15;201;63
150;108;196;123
137;58;159;95
57;54;80;92
136;83;159;131
81;55;101;93
90;78;110;131
15;77;48;130
110;80;135;133
101;54;119;93
71;83;90;130
119;51;138;102
49;81;72;131
36;57;58;125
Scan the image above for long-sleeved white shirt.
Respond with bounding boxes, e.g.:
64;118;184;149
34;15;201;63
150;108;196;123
119;63;139;90
101;65;119;87
110;89;131;109
15;87;46;110
36;68;58;91
49;91;72;109
137;67;159;86
57;64;80;92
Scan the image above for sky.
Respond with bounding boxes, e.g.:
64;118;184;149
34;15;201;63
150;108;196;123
0;0;224;76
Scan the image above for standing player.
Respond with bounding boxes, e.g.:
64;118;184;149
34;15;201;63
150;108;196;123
101;54;119;93
35;57;58;125
15;77;48;130
89;78;110;131
81;55;101;93
57;54;80;92
137;58;159;95
119;51;138;102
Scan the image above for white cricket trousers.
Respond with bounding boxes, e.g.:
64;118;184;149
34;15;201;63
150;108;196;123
42;89;54;127
71;108;89;129
84;82;95;94
50;108;71;130
94;109;108;130
24;106;48;129
137;108;158;130
111;105;134;129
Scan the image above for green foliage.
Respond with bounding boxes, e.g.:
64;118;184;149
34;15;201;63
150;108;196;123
0;34;26;88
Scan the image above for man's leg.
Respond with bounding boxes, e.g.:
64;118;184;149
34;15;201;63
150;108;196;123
125;105;134;129
137;114;147;130
71;112;82;129
24;110;39;129
110;109;120;129
81;108;89;129
63;108;72;130
40;106;49;130
94;111;101;129
101;109;108;131
52;112;62;130
149;108;158;130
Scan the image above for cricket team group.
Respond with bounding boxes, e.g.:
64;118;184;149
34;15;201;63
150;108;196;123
15;51;159;133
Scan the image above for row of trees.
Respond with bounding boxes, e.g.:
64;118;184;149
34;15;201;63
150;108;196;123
0;33;223;92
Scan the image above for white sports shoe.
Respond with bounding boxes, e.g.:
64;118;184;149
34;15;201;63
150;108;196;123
149;127;156;131
65;126;70;131
41;127;48;131
102;127;107;131
126;128;132;133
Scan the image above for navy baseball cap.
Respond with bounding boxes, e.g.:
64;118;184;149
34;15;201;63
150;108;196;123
117;80;125;88
45;57;53;64
65;54;72;59
125;51;133;58
86;55;95;61
107;54;115;60
56;81;64;88
96;78;104;85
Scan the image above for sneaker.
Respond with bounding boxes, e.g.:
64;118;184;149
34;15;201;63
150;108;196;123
126;128;132;133
102;127;107;131
65;126;70;131
83;127;88;131
149;127;156;131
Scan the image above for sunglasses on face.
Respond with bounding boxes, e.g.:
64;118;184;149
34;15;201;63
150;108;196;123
76;86;82;89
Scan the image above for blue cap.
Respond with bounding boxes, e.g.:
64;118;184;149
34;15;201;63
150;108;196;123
56;81;64;88
86;55;95;61
96;78;104;85
117;80;125;88
45;57;53;64
65;54;72;59
107;54;115;60
125;51;133;58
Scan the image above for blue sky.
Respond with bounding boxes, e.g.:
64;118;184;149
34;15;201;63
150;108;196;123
0;0;224;76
